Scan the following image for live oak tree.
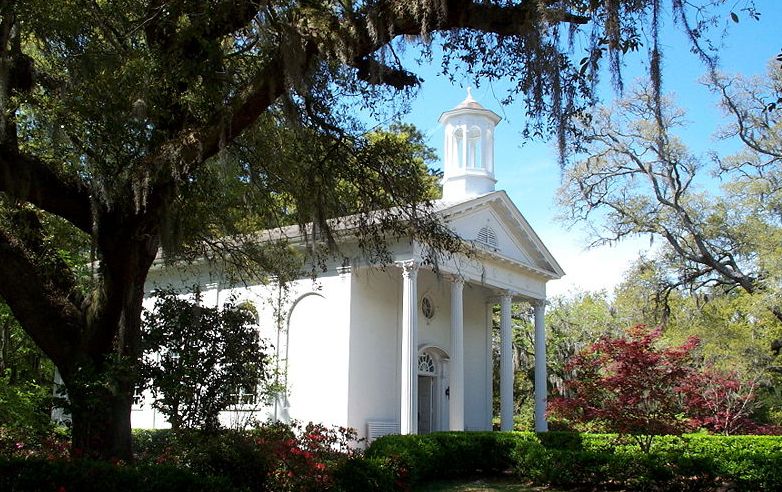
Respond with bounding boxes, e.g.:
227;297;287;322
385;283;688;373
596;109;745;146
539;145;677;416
0;0;747;459
558;68;782;351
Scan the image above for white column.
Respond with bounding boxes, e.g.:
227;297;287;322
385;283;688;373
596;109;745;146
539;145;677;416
400;260;419;435
444;126;451;168
534;300;549;432
484;301;493;431
449;276;465;431
337;265;353;428
500;293;513;431
461;124;467;168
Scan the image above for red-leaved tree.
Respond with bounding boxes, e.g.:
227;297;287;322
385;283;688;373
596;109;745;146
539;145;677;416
549;325;699;451
550;325;780;449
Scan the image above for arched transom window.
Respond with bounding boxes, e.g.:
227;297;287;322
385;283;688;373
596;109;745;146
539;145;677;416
418;352;436;375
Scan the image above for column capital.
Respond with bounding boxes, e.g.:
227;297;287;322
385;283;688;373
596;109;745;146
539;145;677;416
397;259;419;278
532;298;547;309
447;273;465;286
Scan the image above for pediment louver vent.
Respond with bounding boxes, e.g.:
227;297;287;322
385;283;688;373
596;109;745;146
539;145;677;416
476;225;498;249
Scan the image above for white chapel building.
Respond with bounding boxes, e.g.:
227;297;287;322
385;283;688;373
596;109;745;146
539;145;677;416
133;91;565;439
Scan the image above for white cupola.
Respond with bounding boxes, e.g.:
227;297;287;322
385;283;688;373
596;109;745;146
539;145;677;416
439;88;502;201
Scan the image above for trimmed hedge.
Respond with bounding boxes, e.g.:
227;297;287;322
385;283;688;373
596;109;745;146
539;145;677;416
5;431;781;490
367;431;782;490
0;458;234;491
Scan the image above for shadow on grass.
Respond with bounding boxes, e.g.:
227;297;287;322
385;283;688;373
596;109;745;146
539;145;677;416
415;477;561;491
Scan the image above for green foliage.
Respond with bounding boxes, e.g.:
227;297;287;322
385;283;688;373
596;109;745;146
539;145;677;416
158;119;447;278
0;382;53;435
367;432;518;484
0;304;56;436
140;289;273;431
8;428;782;491
0;459;234;492
148;429;274;490
331;456;402;492
368;432;782;490
557;72;782;416
133;423;365;491
549;325;700;450
4;423;382;491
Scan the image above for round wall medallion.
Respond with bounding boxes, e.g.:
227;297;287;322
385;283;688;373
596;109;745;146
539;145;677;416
421;296;435;319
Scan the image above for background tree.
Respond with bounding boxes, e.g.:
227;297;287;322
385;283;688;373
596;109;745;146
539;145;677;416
560;68;782;321
140;289;272;431
559;63;782;421
0;0;750;459
0;303;55;435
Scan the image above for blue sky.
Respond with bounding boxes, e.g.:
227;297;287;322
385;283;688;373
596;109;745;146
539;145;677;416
384;2;781;298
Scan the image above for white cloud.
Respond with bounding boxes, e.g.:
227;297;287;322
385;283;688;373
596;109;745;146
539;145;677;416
545;235;652;299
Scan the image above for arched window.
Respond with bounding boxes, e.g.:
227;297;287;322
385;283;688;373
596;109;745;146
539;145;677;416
453;128;465;168
467;126;482;169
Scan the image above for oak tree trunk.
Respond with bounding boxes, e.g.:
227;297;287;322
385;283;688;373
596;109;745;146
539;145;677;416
52;208;161;461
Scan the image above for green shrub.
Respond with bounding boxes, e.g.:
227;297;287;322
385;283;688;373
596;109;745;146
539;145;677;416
368;432;520;483
169;430;273;489
133;423;365;491
367;431;782;490
0;458;234;492
332;456;400;491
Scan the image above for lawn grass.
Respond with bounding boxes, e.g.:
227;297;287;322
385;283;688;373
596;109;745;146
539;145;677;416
415;478;558;491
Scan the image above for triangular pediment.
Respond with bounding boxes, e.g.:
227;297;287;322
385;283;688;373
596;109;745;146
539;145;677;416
437;191;564;279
